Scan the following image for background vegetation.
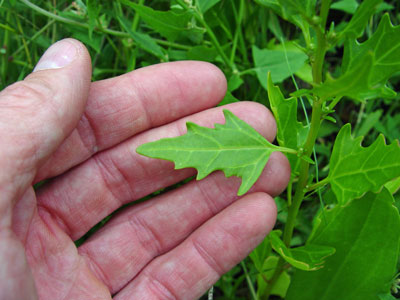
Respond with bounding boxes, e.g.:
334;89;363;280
1;0;400;299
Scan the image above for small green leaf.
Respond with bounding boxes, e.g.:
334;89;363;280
196;0;220;14
341;0;383;38
378;293;397;300
277;0;316;17
186;45;218;62
117;16;165;60
227;73;243;92
331;0;359;14
86;0;99;40
137;110;283;196
385;177;400;195
314;15;400;101
356;109;382;137
269;230;335;271
287;189;400;300
217;91;239;106
267;74;303;169
121;0;193;41
249;235;272;272
252;45;308;88
327;124;400;205
267;74;302;150
254;0;308;32
256;256;291;298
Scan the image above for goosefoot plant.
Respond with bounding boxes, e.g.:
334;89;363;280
137;0;400;299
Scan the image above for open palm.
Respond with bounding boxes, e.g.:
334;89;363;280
0;39;289;300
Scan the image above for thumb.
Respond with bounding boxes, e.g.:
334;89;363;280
0;38;91;203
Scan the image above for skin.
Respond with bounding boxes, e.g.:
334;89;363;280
0;39;290;300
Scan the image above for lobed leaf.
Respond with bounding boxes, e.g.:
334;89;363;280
136;110;283;196
341;0;383;38
269;230;335;271
327;124;400;205
287;189;400;300
313;14;400;101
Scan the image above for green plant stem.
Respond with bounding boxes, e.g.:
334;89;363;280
264;1;331;298
284;99;323;243
15;14;32;68
312;27;326;84
131;0;144;31
328;95;342;110
307;177;329;191
11;19;55;58
1;10;11;84
230;0;244;66
319;0;332;30
241;261;258;300
264;98;324;299
19;0;191;50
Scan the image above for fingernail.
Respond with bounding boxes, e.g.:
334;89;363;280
34;39;79;72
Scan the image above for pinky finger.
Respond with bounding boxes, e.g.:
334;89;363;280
114;192;277;300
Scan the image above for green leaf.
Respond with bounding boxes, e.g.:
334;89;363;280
227;73;243;92
327;124;400;205
269;230;335;271
343;14;400;87
277;0;316;17
287;189;400;300
86;0;99;40
117;16;166;60
252;45;308;88
356;109;382;137
217;91;240;106
331;0;359;14
256;256;291;298
186;45;218;62
313;15;400;101
267;74;302;150
137;110;283;196
249;235;272;272
121;0;192;41
255;0;309;32
378;293;397;300
385;177;400;195
196;0;220;14
341;0;383;38
267;74;302;169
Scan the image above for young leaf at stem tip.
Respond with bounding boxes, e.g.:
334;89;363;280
136;110;295;196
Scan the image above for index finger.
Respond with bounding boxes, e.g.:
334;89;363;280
35;61;227;181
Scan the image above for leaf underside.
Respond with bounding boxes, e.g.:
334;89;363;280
136;110;280;196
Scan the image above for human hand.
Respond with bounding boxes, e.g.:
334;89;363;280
0;39;290;300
